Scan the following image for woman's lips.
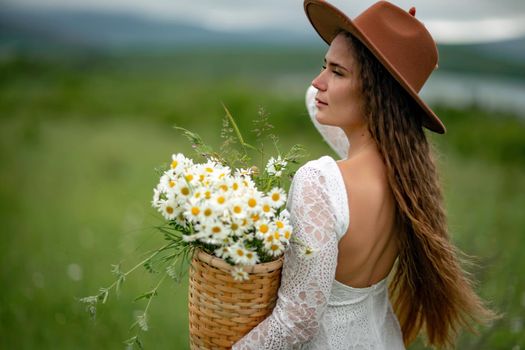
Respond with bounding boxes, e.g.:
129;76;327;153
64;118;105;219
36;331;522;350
315;98;328;108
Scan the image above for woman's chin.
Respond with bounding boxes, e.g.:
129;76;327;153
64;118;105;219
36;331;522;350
316;112;335;127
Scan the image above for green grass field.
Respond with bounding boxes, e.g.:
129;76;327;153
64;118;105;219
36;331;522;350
1;50;524;349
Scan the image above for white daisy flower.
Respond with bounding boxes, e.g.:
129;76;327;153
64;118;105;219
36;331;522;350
210;192;229;211
241;177;256;190
207;220;229;241
231;266;249;281
260;197;275;218
159;200;178;221
301;246;318;259
152;187;167;209
184;173;199;188
266;155;288;177
244;191;262;212
249;212;261;225
183;198;204;223
268;187;286;208
280;225;293;243
198;202;215;222
244;250;260;265
229;177;244;194
229;244;252;265
265;240;285;257
159;172;178;192
237;217;252;233
225;218;245;237
229;198;248;219
214;245;231;259
234;168;253;177
255;221;272;240
170;153;190;174
175;177;192;196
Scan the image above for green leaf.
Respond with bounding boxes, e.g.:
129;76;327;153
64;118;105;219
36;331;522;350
133;290;158;302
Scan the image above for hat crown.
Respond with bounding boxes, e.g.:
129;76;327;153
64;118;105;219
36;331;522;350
353;1;437;92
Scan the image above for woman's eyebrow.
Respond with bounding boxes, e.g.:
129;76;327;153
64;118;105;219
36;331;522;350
323;58;350;72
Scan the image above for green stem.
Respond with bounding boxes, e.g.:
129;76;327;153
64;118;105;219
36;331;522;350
103;242;174;293
144;273;167;315
222;102;258;154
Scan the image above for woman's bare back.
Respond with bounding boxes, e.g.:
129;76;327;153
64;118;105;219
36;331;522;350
335;148;399;288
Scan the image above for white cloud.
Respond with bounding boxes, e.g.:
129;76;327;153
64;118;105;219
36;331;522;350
428;15;525;43
4;0;525;43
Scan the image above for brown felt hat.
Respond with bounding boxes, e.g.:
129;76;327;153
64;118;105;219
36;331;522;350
304;0;446;134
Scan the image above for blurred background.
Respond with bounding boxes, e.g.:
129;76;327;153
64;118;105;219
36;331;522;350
1;0;524;349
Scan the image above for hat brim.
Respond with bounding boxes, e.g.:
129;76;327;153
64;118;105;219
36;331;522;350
304;0;446;134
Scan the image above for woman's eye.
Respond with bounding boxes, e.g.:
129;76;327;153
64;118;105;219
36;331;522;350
321;65;342;76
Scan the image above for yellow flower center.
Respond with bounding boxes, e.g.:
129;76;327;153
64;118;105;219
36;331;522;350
185;174;193;181
217;196;225;204
205;167;213;173
233;206;242;214
263;204;271;212
212;226;221;234
231;223;239;230
284;231;291;239
204;208;212;217
232;183;239;190
220;185;228;192
169;180;175;188
276;221;284;229
170;160;178;169
181;187;190;196
272;193;280;201
236;249;244;256
191;207;200;215
246;252;253;259
166;206;174;214
205;191;211;199
274;231;281;239
251;214;260;222
259;224;269;234
271;244;279;251
248;198;257;207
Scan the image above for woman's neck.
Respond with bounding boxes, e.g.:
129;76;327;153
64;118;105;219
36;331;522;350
345;124;376;160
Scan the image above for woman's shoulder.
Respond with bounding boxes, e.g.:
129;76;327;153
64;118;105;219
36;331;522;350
294;155;339;182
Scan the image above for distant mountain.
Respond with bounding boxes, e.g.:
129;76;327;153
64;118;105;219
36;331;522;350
0;6;314;52
1;6;524;79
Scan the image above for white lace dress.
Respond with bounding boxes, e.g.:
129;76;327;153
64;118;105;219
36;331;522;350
231;86;405;350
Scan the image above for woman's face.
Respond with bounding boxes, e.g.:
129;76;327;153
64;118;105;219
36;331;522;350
311;33;365;130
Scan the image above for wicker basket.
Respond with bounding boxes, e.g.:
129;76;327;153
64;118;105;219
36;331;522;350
188;248;284;349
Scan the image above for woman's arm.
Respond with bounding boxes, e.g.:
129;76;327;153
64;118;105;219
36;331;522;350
306;85;349;160
232;164;338;349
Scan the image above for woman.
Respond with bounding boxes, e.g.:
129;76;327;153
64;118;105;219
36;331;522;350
233;1;496;349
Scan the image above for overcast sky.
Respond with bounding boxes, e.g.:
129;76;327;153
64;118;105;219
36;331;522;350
4;0;525;44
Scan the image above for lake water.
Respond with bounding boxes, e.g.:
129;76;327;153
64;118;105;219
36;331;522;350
277;71;525;119
421;71;525;118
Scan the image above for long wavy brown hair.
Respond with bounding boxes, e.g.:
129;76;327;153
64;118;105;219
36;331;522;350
341;31;498;348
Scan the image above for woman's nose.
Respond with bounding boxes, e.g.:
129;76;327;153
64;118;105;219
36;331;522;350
312;71;326;91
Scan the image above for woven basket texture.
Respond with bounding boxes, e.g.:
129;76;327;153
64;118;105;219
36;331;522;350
188;248;283;349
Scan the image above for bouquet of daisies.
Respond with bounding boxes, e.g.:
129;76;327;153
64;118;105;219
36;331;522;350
81;105;308;349
152;153;292;281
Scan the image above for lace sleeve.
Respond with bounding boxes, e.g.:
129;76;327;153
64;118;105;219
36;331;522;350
232;164;339;350
306;85;349;160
